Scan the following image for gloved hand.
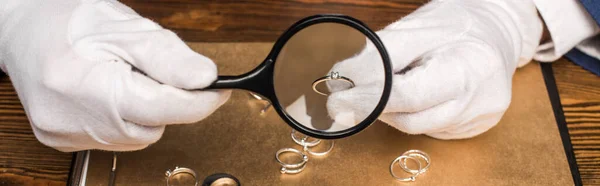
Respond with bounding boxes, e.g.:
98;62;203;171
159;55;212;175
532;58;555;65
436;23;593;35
327;0;543;139
0;0;230;151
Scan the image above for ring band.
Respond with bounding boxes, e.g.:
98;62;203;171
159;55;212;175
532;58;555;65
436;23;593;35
303;140;335;156
280;164;306;174
275;148;309;171
399;150;430;174
390;155;421;182
312;71;355;96
291;130;321;147
165;166;198;186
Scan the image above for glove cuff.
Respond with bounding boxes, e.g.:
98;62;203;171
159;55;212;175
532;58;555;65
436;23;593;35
436;0;543;68
0;1;23;18
0;1;25;71
484;0;544;67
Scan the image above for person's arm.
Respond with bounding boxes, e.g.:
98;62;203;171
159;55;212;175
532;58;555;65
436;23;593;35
0;0;230;152
533;0;600;62
539;14;552;45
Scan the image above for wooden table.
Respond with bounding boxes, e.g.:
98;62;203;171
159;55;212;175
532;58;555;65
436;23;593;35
552;60;600;185
0;1;598;185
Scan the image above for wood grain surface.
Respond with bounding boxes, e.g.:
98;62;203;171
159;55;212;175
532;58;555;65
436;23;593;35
0;77;73;186
118;0;427;42
0;0;599;185
553;59;600;186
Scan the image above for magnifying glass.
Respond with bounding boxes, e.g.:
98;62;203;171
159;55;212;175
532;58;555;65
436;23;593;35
205;14;392;139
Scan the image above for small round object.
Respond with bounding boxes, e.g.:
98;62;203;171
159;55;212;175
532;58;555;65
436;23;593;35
165;166;199;186
399;150;430;174
275;148;309;169
291;130;321;147
303;140;335;156
390;156;421;182
209;178;238;186
202;173;241;186
311;71;355;96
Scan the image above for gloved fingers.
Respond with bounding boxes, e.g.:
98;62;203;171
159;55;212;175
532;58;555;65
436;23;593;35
92;143;152;152
379;99;465;135
102;119;166;144
384;44;472;113
324;37;467;121
380;77;506;139
327;46;387;88
375;26;467;72
63;143;151;152
424;86;509;139
116;66;231;126
84;120;165;151
424;113;502;140
325;28;466;94
70;0;218;90
31;119;165;152
72;29;218;90
326;82;386;125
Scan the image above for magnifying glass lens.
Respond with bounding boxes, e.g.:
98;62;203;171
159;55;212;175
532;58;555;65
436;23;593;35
273;23;385;133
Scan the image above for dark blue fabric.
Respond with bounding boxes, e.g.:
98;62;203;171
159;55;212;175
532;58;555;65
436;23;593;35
565;48;600;76
563;0;600;76
580;0;600;26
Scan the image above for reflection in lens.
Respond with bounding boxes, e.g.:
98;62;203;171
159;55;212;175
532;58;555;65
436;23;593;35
273;23;385;133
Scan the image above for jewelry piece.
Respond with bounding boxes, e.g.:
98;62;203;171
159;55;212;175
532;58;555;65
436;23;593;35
390;155;421;182
400;150;431;174
291;130;321;147
165;166;199;186
249;92;266;101
280;164;306;174
108;152;117;186
303;140;335;156
275;148;309;174
312;71;355;96
248;92;272;114
209;178;239;186
202;173;241;186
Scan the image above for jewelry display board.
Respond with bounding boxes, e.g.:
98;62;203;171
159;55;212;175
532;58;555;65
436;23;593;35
78;42;573;185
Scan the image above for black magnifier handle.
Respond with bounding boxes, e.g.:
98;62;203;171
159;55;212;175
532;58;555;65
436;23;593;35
205;59;274;92
207;74;272;98
207;75;245;89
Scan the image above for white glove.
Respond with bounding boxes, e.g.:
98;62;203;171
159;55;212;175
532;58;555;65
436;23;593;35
327;0;543;139
0;0;230;152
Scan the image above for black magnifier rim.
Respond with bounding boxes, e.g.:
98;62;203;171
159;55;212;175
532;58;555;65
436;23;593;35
267;14;392;139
